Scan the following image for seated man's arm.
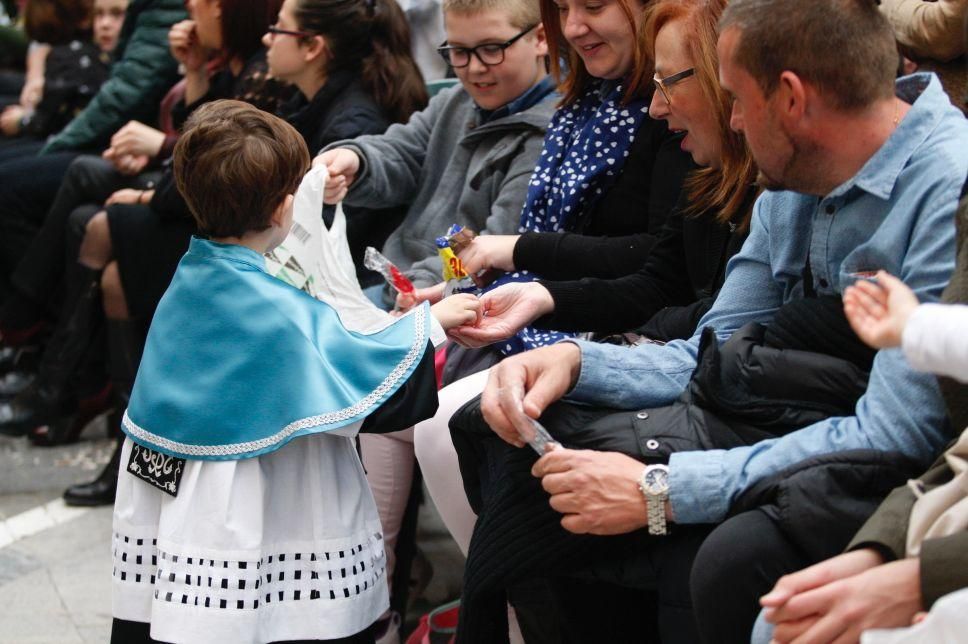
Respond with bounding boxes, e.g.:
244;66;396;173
668;184;959;525
566;198;784;411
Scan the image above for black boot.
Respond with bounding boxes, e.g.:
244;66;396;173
64;436;122;506
0;267;102;437
63;318;144;507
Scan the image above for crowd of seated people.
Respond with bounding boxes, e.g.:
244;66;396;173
0;0;965;642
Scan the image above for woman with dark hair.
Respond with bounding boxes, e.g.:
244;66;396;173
264;0;426;288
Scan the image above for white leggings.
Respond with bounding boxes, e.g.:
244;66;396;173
360;369;487;571
362;369;523;641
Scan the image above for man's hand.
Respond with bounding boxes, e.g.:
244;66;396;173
313;148;360;203
764;549;923;643
449;282;555;348
481;343;581;447
105;121;166;159
843;271;919;349
457;235;520;274
531;448;650;535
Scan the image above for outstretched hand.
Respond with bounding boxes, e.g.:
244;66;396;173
448;282;555;348
843;271;919;349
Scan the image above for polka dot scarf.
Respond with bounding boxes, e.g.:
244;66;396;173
484;79;650;356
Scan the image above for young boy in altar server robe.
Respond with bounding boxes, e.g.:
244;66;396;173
109;99;480;644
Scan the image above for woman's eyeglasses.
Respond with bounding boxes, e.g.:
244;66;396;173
653;67;695;104
437;24;537;68
267;24;315;39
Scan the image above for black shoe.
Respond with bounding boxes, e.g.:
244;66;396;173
0;369;36;398
63;469;118;506
0;382;71;436
64;439;121;507
0;343;41;376
28;381;114;447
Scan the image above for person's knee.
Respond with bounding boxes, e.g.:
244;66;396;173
101;262;127;319
79;210;112;267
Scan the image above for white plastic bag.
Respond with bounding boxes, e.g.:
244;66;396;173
265;164;395;334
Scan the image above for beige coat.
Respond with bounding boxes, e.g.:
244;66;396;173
880;0;968;61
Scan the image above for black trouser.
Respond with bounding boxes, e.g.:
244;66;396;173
0;151;83;288
690;508;812;644
9;155;153;309
110;619;376;644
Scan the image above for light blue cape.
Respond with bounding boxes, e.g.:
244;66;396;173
122;237;431;460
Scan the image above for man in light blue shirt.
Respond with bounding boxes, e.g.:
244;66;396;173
479;0;968;638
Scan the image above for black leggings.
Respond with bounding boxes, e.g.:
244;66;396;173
110;619;376;644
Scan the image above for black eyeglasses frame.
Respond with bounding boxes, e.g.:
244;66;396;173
436;23;537;69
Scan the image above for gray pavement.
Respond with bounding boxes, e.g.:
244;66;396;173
0;422;464;644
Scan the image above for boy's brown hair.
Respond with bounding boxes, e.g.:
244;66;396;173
173;100;310;239
442;0;540;30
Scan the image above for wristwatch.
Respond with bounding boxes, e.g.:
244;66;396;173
638;464;670;536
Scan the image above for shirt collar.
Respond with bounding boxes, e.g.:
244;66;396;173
476;75;556;124
833;73;949;201
189;236;266;271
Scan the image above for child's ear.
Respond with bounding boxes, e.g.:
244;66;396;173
270;194;295;228
532;23;549;58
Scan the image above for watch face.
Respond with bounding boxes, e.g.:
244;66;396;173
643;466;669;494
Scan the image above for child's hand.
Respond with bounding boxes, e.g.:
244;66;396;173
843;271;919;349
396;282;446;312
431;293;482;330
313;148;360;203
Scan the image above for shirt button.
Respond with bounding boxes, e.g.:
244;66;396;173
636;412;649;420
825;204;835;215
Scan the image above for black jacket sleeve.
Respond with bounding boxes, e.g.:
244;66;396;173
360;343;438;434
511;118;694;281
534;209;697;334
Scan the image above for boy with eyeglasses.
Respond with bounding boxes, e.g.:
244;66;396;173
316;0;556;310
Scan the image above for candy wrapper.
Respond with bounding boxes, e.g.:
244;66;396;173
445;224;500;288
498;384;560;455
363;246;415;295
437;234;477;296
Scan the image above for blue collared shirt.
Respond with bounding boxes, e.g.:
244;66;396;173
567;74;968;524
476;75;557;124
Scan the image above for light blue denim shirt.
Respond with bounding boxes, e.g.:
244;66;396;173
567;74;968;525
